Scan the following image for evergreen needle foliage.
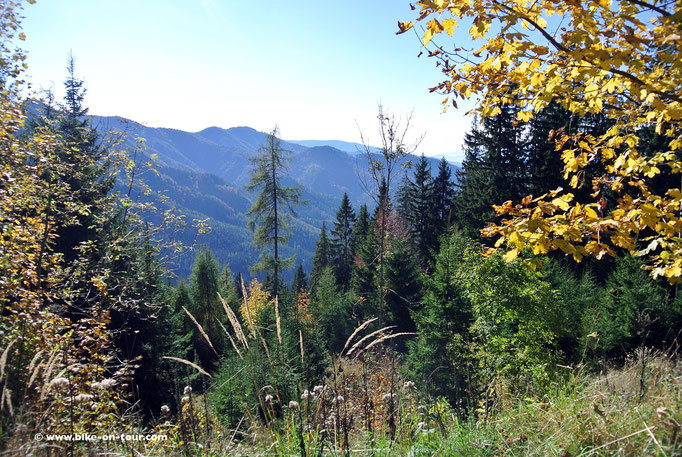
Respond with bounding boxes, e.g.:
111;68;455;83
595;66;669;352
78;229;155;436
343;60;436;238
246;126;304;298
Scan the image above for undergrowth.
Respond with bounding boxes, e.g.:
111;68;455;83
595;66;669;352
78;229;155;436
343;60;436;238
15;348;681;456
408;348;682;457
234;348;682;457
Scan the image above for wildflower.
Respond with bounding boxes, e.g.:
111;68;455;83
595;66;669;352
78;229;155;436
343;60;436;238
160;405;170;415
381;393;394;402
92;378;116;390
183;386;192;395
417;422;435;435
403;381;415;389
301;390;310;400
265;394;273;403
336;395;345;404
313;385;324;394
50;377;69;389
74;393;94;404
288;401;299;409
181;396;190;403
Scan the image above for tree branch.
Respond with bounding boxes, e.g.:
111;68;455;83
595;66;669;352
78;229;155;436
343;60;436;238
489;0;682;104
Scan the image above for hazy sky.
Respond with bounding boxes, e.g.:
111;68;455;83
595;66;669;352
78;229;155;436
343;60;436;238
20;1;475;162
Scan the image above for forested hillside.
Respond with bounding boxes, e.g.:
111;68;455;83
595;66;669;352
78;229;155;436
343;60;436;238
2;1;682;456
83;113;459;278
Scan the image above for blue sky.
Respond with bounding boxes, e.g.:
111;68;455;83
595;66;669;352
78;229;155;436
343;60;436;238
20;0;475;162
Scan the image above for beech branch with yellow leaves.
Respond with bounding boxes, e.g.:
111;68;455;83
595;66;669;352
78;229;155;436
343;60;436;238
401;0;682;281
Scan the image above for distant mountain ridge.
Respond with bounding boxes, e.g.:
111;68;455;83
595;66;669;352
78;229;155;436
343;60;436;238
88;114;460;279
93;116;458;203
288;138;462;164
287;139;370;156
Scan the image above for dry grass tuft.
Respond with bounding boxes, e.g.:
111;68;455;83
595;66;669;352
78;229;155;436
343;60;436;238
342;318;377;356
217;318;243;360
218;292;249;349
240;276;257;338
347;325;396;357
275;295;282;346
183;306;219;356
162;356;212;378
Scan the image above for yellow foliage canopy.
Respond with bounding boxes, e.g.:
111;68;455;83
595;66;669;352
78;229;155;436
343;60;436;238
401;0;682;281
240;279;271;333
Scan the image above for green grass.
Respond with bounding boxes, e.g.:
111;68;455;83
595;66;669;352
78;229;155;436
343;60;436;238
402;349;681;457
235;349;682;456
33;349;679;456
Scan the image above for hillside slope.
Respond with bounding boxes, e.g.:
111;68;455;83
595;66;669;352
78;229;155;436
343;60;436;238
93;115;459;279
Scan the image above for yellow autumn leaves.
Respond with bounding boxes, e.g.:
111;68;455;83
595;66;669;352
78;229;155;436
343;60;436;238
240;279;271;334
402;0;682;281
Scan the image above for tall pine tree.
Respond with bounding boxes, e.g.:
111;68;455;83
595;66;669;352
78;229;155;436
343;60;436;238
54;54;116;265
245;126;304;298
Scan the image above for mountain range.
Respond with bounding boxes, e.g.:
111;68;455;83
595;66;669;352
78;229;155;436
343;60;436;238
90;115;460;280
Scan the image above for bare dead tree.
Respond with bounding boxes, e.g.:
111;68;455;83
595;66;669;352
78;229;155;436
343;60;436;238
356;105;424;325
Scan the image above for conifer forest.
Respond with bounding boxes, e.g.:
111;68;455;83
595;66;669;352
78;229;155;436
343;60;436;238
2;0;682;455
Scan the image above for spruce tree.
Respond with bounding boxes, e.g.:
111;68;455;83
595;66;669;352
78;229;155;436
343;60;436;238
311;222;332;289
385;234;422;336
453;139;492;237
291;263;308;295
54;55;115;264
353;204;370;246
406;231;472;404
526;102;573;197
432;157;455;237
402;154;437;266
245;126;304;298
218;265;236;299
396;173;413;222
329;193;356;289
28;55;119;315
312;266;352;353
454;105;527;237
218;265;241;321
351;220;380;320
118;227;181;416
188;247;225;368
